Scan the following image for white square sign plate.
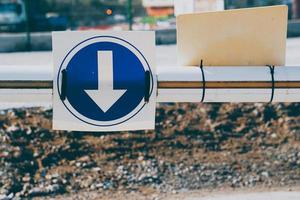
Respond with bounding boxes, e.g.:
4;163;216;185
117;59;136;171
52;31;156;132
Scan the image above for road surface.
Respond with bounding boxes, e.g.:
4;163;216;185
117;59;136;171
183;191;300;200
49;188;300;200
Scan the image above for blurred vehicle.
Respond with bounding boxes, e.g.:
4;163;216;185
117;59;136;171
0;0;26;32
156;17;176;29
30;12;68;32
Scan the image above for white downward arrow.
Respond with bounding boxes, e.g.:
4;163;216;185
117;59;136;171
85;51;127;113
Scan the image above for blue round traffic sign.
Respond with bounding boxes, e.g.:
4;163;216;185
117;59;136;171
57;36;154;127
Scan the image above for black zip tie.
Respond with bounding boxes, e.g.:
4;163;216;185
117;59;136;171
268;65;275;103
60;69;67;101
199;60;206;103
144;70;151;103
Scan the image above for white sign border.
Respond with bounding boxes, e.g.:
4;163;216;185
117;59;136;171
56;36;155;127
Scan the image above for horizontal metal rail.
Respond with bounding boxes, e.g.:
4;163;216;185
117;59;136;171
1;80;300;89
0;81;53;89
159;81;300;89
1;66;300;103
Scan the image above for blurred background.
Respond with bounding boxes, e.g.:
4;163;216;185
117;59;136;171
0;0;299;51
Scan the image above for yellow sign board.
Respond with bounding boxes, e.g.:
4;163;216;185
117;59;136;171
177;6;288;66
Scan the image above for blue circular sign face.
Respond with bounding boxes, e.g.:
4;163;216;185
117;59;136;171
57;36;153;127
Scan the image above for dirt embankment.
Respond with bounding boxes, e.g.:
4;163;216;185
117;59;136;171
1;103;300;199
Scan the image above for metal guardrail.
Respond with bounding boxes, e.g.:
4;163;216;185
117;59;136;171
1;80;300;89
0;80;52;89
1;66;300;103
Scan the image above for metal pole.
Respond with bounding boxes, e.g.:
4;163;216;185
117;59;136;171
24;0;31;51
224;0;228;10
1;79;300;90
127;0;133;30
294;0;300;19
247;0;254;7
1;66;300;103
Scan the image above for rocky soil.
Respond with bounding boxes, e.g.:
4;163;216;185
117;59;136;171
1;103;300;199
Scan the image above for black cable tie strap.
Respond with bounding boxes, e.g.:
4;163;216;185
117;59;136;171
199;60;206;102
268;65;275;103
60;69;67;101
144;70;151;103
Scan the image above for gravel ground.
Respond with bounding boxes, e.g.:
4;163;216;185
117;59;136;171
0;103;300;199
